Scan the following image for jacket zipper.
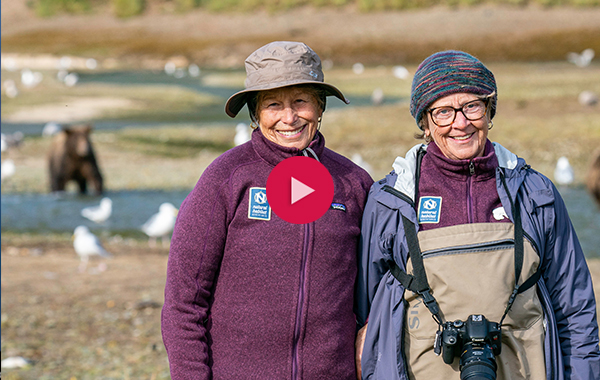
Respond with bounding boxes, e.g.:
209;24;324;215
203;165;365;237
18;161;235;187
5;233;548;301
292;223;310;380
382;185;415;208
467;161;475;223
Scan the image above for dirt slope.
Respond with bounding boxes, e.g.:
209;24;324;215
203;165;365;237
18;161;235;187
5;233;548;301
2;1;600;67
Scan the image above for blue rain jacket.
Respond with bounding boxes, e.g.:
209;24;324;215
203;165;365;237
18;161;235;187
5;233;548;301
355;142;600;380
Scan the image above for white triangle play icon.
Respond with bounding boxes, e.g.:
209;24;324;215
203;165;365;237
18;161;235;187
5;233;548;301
291;177;315;205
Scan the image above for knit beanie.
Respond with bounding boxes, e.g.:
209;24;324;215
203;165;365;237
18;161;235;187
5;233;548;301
410;50;497;129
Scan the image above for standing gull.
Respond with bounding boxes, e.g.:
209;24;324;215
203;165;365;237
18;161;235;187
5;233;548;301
234;122;251;146
1;159;16;183
73;225;111;272
141;202;178;248
554;156;574;186
81;197;112;224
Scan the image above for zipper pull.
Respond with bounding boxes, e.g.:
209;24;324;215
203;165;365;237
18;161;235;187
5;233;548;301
469;161;475;176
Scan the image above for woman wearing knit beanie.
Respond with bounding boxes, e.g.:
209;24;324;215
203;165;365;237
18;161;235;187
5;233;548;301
355;50;600;380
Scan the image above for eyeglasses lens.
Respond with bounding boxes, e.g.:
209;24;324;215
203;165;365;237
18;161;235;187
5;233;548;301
430;100;487;127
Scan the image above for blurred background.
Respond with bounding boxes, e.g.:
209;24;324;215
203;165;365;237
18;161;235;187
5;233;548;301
1;0;600;378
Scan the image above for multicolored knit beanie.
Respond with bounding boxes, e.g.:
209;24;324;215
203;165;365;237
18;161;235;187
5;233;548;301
410;50;497;129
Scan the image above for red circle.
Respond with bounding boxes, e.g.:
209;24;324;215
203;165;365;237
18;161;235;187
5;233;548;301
266;156;334;224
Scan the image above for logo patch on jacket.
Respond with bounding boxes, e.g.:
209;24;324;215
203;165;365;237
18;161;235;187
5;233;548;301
248;187;271;221
418;196;442;224
330;203;347;212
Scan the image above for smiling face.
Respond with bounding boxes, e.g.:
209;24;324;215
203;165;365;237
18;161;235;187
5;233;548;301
256;85;323;150
424;92;490;161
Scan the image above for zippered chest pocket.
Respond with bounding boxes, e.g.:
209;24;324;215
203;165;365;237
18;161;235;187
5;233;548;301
405;222;542;338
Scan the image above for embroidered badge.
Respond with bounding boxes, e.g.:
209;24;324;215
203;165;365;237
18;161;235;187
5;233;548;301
330;203;347;212
248;187;271;221
418;196;442;224
492;206;509;220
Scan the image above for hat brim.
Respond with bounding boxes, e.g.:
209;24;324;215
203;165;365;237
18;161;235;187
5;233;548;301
225;80;349;118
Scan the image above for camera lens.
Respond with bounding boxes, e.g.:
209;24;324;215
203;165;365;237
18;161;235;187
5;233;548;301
459;343;497;380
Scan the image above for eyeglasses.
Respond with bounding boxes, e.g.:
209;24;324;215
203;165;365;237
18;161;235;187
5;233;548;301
427;99;489;127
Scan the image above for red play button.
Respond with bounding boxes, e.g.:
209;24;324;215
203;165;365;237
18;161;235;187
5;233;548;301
266;156;334;224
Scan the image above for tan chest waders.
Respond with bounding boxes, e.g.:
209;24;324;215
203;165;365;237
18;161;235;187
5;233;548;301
388;208;546;380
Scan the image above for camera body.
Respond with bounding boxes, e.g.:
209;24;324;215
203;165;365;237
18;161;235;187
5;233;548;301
441;315;502;380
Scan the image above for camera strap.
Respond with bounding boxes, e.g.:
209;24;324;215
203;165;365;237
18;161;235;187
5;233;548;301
389;215;443;326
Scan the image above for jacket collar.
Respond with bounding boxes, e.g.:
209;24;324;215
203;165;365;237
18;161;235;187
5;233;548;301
390;140;520;202
251;127;326;167
424;140;498;181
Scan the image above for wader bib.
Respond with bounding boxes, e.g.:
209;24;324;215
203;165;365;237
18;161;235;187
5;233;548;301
403;222;546;380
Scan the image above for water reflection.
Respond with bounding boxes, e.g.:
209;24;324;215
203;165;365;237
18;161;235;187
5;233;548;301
558;186;600;258
1;186;598;258
1;69;384;136
1;189;189;238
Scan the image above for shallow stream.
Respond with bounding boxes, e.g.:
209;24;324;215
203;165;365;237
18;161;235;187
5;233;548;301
1;186;598;258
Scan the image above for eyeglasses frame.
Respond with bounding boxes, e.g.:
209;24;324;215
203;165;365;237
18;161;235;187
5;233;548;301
427;98;491;127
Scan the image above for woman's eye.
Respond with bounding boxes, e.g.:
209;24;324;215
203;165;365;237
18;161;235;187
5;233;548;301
465;101;483;111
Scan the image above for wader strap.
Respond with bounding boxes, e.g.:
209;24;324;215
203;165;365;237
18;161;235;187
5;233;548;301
388;215;442;324
499;178;541;325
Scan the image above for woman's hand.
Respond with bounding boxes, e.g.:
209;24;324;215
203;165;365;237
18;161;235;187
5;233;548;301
355;323;368;380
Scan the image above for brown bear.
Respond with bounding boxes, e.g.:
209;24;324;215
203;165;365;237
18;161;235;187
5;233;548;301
48;124;103;195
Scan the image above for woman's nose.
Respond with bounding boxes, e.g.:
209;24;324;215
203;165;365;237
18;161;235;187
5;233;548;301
453;109;470;127
281;106;298;124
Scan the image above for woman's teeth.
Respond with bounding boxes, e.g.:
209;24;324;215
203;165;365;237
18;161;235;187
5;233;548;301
279;126;304;136
452;133;474;141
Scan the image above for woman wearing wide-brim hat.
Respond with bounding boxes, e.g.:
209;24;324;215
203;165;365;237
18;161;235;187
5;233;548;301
162;41;373;379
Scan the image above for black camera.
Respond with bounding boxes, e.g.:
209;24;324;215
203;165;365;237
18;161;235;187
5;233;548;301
441;314;502;380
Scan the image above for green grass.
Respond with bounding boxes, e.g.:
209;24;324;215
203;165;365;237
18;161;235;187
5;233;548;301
0;70;221;121
25;0;600;17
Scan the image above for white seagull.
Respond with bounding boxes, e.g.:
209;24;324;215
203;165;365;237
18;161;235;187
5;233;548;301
567;48;595;68
352;62;365;75
81;197;112;224
234;122;251;146
1;159;16;183
371;88;385;106
392;65;409;79
352;153;373;176
42;122;61;137
1;356;31;369
141;202;178;248
578;91;599;106
73;225;111;273
554;156;574;186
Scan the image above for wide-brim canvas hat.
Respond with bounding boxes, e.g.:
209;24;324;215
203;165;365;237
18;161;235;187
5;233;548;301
225;41;349;118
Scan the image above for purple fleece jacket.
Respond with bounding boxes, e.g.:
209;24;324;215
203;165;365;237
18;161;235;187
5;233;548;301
418;140;509;230
161;128;373;380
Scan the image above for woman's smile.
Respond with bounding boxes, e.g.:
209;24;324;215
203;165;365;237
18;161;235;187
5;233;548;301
449;132;475;142
277;125;306;137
